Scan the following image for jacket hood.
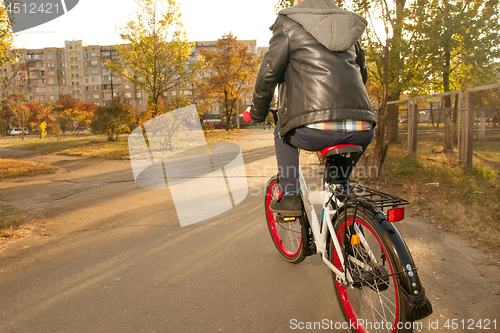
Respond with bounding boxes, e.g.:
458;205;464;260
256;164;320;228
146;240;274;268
279;0;367;52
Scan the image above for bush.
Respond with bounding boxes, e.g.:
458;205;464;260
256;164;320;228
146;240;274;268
91;99;133;141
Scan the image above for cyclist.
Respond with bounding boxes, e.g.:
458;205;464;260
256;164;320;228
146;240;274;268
249;0;376;216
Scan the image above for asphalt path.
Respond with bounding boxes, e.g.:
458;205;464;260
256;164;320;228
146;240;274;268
1;129;499;332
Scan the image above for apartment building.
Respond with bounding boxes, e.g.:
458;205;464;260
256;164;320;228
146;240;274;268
0;39;268;115
0;40;148;110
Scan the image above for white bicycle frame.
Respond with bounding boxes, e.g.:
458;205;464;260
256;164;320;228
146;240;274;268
297;166;356;286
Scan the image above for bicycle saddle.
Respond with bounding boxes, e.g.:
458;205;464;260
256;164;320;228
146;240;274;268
321;144;363;159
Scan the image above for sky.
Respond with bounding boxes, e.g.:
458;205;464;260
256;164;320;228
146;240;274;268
12;0;278;50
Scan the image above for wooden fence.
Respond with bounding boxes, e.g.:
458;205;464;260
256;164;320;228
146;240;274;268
373;82;500;169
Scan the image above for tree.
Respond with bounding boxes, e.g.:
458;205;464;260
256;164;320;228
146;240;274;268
91;98;133;141
275;0;293;11
1;92;30;140
53;94;78;133
0;5;15;66
407;0;500;152
75;101;98;134
341;0;409;175
27;102;55;138
196;32;260;131
106;0;202;116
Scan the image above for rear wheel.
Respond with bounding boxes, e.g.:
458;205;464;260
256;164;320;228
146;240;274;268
331;208;413;333
265;175;307;264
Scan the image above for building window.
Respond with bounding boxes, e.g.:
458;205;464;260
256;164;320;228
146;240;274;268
93;85;99;90
125;92;132;98
50;95;56;100
85;70;89;75
60;63;65;68
59;54;64;59
136;92;142;98
124;84;131;89
60;79;66;84
93;94;99;99
47;54;53;60
91;52;98;57
92;69;98;74
92;77;98;82
91;60;98;66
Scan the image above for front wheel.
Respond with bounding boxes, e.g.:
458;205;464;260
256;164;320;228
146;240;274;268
331;207;413;333
265;175;307;264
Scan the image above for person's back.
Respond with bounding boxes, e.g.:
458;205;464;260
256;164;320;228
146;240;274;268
250;0;376;216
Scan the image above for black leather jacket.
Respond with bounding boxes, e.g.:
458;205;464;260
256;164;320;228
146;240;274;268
250;0;376;136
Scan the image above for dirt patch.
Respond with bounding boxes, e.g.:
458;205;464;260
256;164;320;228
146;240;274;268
0;203;48;248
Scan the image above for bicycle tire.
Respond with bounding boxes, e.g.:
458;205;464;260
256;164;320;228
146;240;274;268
265;175;307;264
331;207;413;333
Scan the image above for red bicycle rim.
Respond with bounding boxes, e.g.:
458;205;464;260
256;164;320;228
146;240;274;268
266;181;302;258
334;218;399;333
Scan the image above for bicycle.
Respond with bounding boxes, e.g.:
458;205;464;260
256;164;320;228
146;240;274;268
264;117;433;332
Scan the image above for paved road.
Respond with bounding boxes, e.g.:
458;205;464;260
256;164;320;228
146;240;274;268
1;130;499;332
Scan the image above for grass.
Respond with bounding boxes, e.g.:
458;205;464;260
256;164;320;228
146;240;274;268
370;129;500;255
0;129;250;160
0;157;57;179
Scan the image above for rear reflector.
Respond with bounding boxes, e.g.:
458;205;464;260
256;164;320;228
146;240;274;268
387;208;405;222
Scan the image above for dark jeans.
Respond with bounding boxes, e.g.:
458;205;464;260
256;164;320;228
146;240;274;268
274;122;374;193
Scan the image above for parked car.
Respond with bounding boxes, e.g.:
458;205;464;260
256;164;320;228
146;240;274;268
7;127;28;136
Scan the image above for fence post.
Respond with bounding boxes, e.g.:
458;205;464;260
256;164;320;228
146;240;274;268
458;94;465;163
459;92;474;168
481;113;486;140
407;102;418;155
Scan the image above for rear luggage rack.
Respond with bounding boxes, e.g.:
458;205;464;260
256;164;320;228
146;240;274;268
329;180;410;211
